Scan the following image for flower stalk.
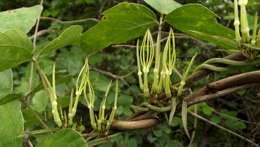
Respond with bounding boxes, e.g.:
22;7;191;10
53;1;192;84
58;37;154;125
233;0;241;44
136;40;143;91
152;15;163;94
82;62;119;132
85;79;97;130
106;80;119;131
160;28;176;97
239;0;250;42
177;53;197;97
35;62;62;127
136;29;154;97
251;12;258;45
68;58;89;125
97;81;112;131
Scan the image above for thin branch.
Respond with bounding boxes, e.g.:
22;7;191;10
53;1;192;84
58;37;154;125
112;44;136;48
189;111;260;147
187;70;260;99
27;0;43;97
27;139;34;147
111;119;158;130
40;16;99;24
112;71;260;130
90;66;134;86
186;83;259;105
30;29;55;40
33;0;44;50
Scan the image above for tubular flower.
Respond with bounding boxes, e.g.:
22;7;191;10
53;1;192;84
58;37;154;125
136;29;154;97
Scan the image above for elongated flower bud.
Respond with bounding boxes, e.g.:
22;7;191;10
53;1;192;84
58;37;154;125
137;29;155;97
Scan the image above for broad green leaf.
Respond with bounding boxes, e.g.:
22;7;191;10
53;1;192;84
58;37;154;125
168;140;184;147
0;5;43;33
0;69;13;98
37;129;87;147
118;94;133;106
169;116;182;127
201;103;214;116
31;90;49;113
90;71;111;92
210;115;221;124
144;0;182;14
81;2;157;54
84;0;95;4
0;101;24;147
224;119;246;131
0;29;33;71
166;4;237;49
0;94;22;105
23;108;41;128
36;25;83;56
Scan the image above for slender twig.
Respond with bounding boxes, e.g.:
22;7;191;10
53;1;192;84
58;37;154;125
30;29;55;40
87;133;122;147
112;44;136;48
189;111;260;147
27;139;34;147
30;108;51;130
111;119;158;130
27;0;44;98
90;66;134;86
21;128;59;136
33;0;44;50
214;110;259;124
141;102;171;112
186;83;259;105
112;71;260;130
187;70;260;99
40;16;99;24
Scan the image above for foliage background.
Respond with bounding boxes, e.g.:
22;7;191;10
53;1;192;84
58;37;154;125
0;0;259;147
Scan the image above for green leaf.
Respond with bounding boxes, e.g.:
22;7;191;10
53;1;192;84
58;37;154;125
166;4;237;49
81;2;157;54
31;90;49;113
153;129;163;137
36;129;87;147
118;94;133;106
23;108;41;128
224;119;246;131
36;25;83;56
0;69;13;97
0;94;22;105
169;116;182;127
210;115;221;124
0;5;43;33
167;140;184;147
144;0;182;14
0;101;24;147
0;29;33;71
201;103;214;116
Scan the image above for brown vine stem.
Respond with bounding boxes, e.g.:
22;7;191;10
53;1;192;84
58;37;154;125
186;70;260;99
186;83;259;105
111;119;158;130
111;70;260;130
